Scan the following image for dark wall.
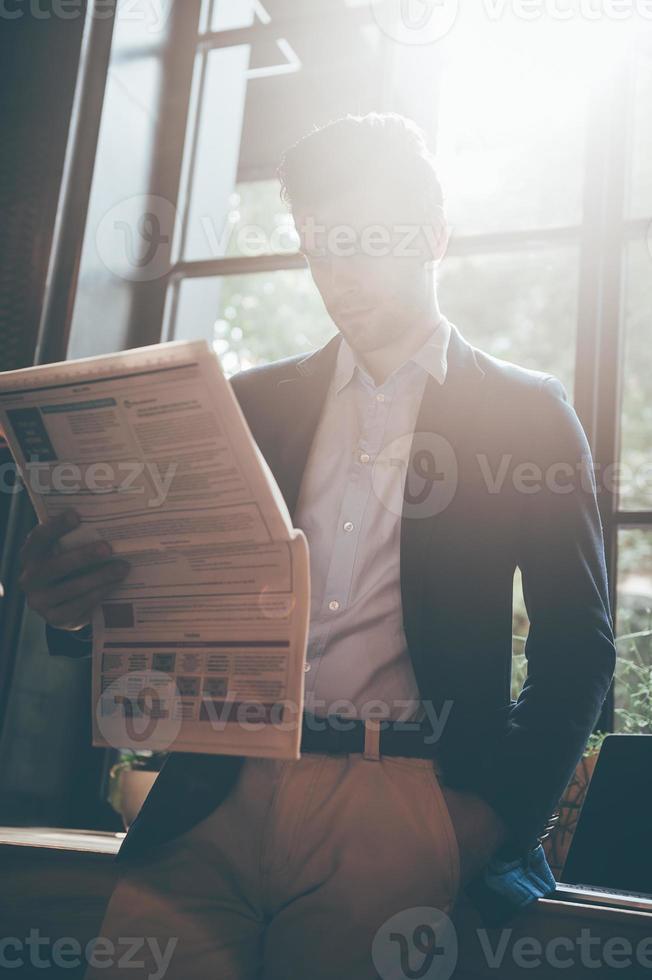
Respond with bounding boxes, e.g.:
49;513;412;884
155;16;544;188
0;3;89;689
0;3;87;373
0;4;98;824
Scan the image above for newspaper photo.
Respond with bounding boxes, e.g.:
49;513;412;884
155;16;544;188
0;341;310;759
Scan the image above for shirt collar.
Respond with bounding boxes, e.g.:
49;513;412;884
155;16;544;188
334;317;451;395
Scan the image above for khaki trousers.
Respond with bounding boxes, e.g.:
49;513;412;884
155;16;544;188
86;750;461;980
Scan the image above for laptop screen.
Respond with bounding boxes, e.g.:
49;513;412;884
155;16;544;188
562;735;652;896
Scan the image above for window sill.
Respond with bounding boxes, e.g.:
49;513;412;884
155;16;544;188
0;826;123;856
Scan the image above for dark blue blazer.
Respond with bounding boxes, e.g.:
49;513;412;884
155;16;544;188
48;324;616;870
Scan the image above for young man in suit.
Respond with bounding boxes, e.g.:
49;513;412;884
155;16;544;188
20;114;616;979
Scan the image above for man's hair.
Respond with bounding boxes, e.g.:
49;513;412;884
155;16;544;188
278;112;444;216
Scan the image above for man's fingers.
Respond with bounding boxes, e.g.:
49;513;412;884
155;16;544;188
20;539;114;590
47;583;121;631
28;560;129;611
20;510;79;564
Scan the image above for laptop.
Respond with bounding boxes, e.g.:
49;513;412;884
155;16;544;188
555;734;652;911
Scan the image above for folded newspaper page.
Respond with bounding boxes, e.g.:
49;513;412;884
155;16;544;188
0;341;310;759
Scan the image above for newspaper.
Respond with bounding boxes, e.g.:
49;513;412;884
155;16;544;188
0;341;310;759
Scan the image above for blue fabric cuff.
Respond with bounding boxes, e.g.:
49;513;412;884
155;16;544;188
465;844;557;927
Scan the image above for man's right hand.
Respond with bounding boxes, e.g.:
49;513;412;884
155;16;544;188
19;510;130;632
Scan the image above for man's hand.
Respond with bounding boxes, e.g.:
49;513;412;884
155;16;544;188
19;510;130;632
441;785;508;886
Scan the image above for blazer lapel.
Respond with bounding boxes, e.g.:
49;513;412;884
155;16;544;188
274;333;342;518
400;324;487;653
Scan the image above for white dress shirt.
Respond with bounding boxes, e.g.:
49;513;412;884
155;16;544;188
293;318;452;721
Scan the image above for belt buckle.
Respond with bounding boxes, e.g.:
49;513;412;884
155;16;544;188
363;719;382;761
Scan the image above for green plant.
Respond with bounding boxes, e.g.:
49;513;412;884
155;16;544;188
111;748;165;773
614;627;652;734
107;750;165;818
584;730;608;757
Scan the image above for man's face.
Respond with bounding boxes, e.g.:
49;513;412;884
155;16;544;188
294;187;446;355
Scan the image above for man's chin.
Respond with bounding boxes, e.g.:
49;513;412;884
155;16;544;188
336;320;392;355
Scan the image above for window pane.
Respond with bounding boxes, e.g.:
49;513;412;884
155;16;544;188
436;10;590;235
438;245;578;395
615;530;652;734
210;0;256;32
209;0;363;32
224;180;298;258
171;269;335;374
620;239;652;512
182;46;251;262
69;54;163;357
627;36;652;220
111;0;175;53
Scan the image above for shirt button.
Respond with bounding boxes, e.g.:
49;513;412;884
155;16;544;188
359;452;371;464
328;600;340;612
304;662;311;672
343;521;354;533
376;393;385;403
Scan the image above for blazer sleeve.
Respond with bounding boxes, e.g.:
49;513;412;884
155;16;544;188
479;376;616;851
46;623;93;659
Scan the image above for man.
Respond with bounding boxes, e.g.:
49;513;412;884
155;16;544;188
21;114;616;979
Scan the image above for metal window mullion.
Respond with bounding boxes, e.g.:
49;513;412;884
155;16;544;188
615;512;652;527
125;0;203;348
575;57;633;731
168;225;583;284
198;5;371;52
